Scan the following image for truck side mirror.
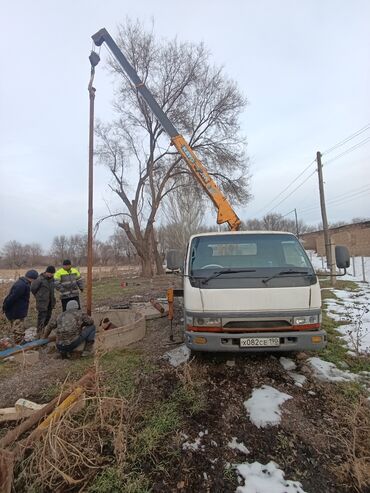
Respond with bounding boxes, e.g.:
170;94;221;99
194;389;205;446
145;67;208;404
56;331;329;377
166;250;183;271
335;246;350;269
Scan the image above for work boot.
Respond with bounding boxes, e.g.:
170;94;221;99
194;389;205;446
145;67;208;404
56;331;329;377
82;341;95;357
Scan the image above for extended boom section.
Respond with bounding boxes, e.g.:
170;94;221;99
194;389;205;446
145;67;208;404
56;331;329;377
92;28;241;231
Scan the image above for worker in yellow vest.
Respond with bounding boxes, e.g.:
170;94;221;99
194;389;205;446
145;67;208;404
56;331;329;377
54;260;84;311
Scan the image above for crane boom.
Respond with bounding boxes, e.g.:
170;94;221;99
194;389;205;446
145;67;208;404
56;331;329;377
92;28;241;231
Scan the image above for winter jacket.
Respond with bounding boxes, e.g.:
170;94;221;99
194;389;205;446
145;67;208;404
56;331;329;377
31;274;56;311
2;277;32;320
45;309;93;346
54;267;83;299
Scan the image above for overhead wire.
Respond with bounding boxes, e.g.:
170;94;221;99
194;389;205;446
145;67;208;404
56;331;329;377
299;187;370;216
323;136;370;165
299;183;370;213
264;168;317;214
256;159;316;214
259;125;370;216
322;123;370;155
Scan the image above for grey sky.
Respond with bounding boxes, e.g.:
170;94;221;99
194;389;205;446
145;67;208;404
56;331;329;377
1;0;369;250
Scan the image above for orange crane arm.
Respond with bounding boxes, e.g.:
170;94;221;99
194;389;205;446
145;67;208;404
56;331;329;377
91;28;241;231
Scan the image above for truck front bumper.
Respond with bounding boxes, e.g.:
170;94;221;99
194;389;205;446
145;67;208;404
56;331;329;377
185;329;327;353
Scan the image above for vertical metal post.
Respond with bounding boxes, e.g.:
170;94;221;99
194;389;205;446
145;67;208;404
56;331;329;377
361;256;366;282
352;256;356;277
87;69;96;316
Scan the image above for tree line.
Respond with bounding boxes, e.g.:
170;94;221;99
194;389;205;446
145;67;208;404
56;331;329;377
3;211;366;270
0;230;136;269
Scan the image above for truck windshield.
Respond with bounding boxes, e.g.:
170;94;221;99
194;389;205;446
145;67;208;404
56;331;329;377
189;234;313;276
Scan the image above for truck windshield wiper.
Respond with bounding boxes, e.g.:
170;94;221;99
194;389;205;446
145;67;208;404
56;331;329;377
262;269;311;284
201;268;256;285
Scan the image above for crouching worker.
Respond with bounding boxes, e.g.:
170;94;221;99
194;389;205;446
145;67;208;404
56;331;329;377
44;300;95;358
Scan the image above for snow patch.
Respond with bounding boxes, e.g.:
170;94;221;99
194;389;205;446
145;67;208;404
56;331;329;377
244;385;292;428
163;344;190;367
182;437;205;451
236;461;307;493
289;371;307;387
279;357;296;371
307;357;357;382
228;437;249;455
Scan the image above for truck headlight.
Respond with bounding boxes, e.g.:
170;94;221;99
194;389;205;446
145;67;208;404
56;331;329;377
293;315;319;325
193;317;222;327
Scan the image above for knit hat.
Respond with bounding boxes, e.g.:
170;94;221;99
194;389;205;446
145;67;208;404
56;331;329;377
46;266;56;274
25;270;39;280
62;259;72;266
66;300;79;311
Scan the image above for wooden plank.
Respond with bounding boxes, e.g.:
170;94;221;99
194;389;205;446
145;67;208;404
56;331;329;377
0;408;35;423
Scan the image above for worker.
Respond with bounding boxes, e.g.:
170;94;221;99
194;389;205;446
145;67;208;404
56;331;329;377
2;270;39;344
54;260;84;311
31;266;56;338
44;300;95;357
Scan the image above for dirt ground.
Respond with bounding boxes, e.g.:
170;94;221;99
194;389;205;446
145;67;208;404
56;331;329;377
0;274;369;492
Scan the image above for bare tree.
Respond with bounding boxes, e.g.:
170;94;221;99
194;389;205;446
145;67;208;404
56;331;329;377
158;185;206;253
2;241;29;268
96;19;250;277
24;243;43;265
244;213;314;235
50;235;70;263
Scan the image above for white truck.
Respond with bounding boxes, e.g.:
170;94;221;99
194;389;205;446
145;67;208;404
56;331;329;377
174;230;349;353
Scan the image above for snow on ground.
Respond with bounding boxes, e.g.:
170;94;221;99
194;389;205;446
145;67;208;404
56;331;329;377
279;357;296;371
163;344;190;367
307;357;357;382
236;461;307;493
244;385;292;428
279;357;307;387
306;250;370;354
288;372;307;387
306;250;370;282
182;430;208;451
329;287;370;355
228;437;249;455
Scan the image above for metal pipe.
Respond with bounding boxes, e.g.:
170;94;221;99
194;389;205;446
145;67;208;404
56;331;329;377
87;59;97;315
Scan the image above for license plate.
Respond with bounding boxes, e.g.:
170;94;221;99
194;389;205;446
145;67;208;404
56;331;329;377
240;337;280;347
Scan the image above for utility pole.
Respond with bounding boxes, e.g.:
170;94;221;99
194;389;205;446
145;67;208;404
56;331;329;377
316;151;334;281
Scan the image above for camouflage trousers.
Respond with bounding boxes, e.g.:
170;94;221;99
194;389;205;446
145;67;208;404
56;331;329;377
10;319;26;344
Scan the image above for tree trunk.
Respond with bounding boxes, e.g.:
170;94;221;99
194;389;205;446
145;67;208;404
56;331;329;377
140;254;153;277
153;242;164;275
150;228;164;275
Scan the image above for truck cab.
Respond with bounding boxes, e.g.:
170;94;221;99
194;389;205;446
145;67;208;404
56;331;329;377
183;231;325;353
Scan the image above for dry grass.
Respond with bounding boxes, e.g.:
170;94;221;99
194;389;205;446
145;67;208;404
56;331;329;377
332;396;370;493
13;353;134;492
0;265;139;283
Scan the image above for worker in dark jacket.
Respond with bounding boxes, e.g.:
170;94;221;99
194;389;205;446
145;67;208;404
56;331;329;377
44;300;95;357
31;266;56;337
54;260;84;311
2;270;39;343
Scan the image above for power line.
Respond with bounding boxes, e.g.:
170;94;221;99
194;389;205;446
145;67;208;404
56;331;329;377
257;159;316;214
299;183;370;213
300;188;370;214
265;168;317;214
299;187;370;216
259;124;370;215
324;136;370;165
322;124;370;155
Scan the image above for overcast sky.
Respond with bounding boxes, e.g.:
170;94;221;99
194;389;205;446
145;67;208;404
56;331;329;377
1;0;369;250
